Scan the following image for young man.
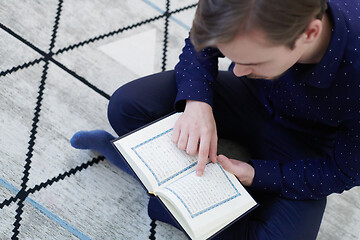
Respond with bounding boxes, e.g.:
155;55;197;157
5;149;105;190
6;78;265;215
71;0;360;239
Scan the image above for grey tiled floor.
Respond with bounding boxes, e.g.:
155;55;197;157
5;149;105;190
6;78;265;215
0;1;359;239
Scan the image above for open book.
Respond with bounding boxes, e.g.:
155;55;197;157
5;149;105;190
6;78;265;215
112;113;257;240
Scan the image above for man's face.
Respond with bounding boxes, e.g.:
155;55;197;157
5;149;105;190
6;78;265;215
217;30;306;80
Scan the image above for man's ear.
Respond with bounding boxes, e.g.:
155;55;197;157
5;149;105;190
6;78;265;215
302;19;323;43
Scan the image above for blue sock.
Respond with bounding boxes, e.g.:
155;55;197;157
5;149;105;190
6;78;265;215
70;130;135;176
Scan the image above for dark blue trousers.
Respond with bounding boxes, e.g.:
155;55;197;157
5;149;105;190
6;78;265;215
108;71;327;240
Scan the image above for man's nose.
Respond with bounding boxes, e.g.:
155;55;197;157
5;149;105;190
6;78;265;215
233;64;252;77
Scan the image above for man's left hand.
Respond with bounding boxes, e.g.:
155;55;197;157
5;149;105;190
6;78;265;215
217;154;254;186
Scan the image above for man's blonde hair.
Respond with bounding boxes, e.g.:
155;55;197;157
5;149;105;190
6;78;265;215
191;0;328;50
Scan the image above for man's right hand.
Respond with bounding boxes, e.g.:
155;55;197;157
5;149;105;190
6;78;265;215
171;100;218;176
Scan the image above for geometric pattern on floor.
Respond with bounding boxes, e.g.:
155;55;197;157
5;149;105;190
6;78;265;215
0;0;197;239
1;1;360;240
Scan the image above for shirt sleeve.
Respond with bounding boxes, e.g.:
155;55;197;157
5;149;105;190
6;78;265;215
250;118;360;200
174;34;222;111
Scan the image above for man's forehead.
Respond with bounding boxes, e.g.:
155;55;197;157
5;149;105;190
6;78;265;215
218;29;280;52
217;35;284;64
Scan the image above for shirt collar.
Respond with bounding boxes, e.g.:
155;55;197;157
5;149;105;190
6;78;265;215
300;1;348;88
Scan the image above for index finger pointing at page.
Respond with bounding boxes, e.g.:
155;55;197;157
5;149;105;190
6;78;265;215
196;137;210;176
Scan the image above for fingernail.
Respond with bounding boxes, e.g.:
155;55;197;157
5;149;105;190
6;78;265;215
196;170;201;176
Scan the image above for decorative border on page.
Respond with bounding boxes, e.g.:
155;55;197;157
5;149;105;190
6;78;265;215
131;128;197;186
164;164;241;218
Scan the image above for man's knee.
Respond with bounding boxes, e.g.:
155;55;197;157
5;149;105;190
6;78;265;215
107;81;147;136
108;82;138;118
107;71;177;136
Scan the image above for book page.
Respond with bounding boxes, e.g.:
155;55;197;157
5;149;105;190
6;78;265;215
162;163;240;218
131;128;197;186
157;162;257;240
113;113;199;191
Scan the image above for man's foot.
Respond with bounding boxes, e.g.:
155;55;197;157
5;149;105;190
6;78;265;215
70;130;134;176
70;130;115;150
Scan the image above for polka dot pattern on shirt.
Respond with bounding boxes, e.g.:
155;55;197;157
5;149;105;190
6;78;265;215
174;0;360;200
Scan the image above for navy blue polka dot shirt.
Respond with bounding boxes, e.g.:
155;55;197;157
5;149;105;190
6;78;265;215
174;0;360;200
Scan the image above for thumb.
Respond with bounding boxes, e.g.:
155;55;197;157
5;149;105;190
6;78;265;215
217;155;235;174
